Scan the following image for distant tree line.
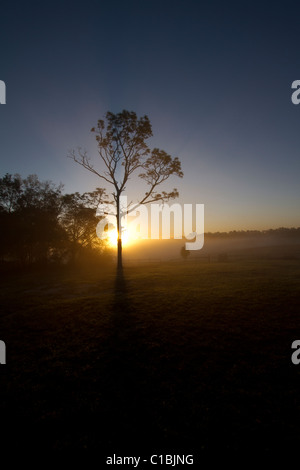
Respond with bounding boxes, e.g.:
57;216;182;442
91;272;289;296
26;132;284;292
205;228;300;239
0;173;110;267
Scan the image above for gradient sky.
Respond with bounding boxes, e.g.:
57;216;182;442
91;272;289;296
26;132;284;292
0;0;300;232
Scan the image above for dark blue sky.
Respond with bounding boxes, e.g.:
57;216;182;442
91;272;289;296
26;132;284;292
0;0;299;231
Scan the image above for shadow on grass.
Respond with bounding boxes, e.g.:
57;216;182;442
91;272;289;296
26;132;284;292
99;268;162;449
111;267;135;337
113;268;131;313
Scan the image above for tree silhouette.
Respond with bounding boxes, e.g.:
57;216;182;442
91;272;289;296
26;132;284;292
61;189;107;263
0;174;65;265
69;110;183;270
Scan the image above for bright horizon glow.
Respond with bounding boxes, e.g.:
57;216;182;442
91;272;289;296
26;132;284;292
106;225;140;248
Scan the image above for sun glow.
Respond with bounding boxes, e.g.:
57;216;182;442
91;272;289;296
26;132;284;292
106;227;136;248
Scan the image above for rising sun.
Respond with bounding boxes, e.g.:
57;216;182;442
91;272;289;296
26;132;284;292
106;228;130;248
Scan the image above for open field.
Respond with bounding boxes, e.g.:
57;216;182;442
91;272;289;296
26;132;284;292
1;256;300;456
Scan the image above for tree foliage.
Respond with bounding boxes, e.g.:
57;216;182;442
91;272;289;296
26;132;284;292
60;189;107;262
0;173;108;267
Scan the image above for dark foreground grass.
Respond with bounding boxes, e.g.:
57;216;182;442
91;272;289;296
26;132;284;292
0;258;300;456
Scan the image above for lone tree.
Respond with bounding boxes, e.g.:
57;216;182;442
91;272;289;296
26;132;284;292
69;110;183;270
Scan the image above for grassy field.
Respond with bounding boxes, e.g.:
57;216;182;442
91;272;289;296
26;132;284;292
1;257;300;456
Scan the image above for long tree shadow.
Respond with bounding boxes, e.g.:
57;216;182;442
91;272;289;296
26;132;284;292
108;266;140;376
100;268;159;450
111;267;134;337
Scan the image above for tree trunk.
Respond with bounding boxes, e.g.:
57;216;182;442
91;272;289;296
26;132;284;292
116;194;123;271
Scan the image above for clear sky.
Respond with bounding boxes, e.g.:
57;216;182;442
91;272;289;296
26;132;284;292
0;0;299;232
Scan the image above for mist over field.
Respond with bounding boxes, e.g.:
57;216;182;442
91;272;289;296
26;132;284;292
1;249;300;454
123;229;300;262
